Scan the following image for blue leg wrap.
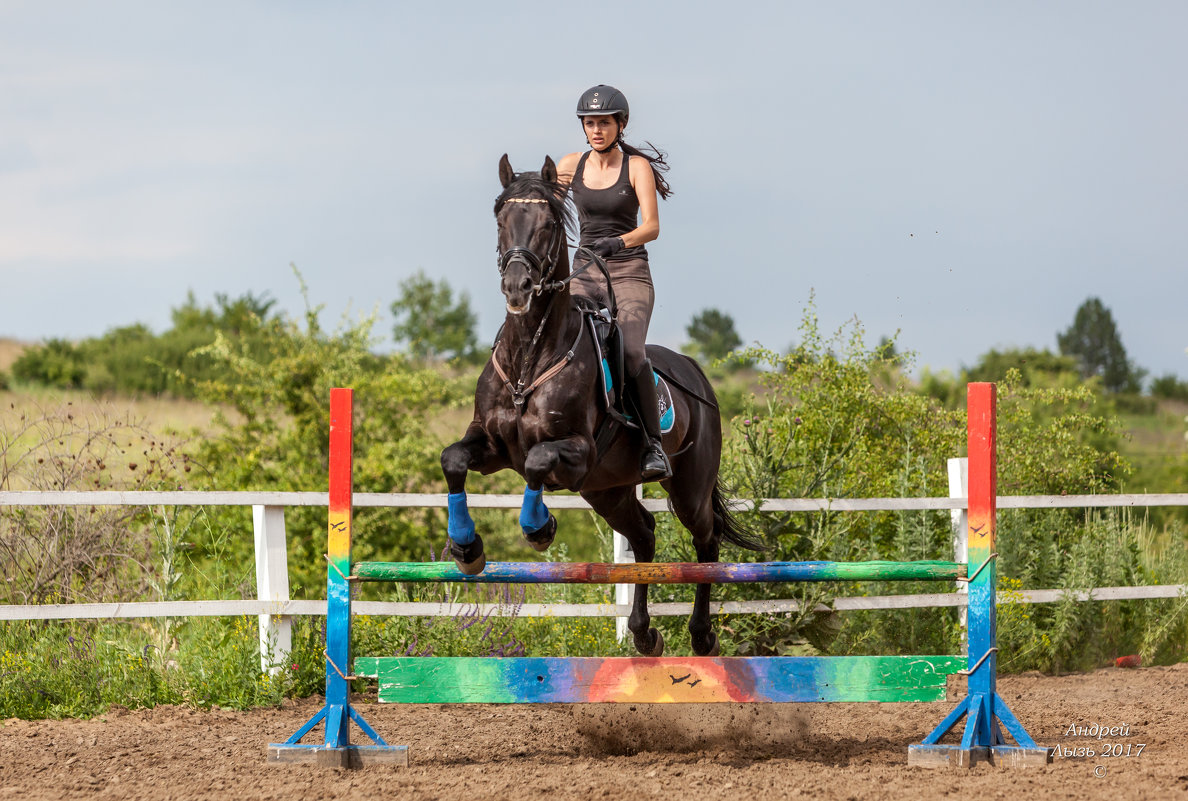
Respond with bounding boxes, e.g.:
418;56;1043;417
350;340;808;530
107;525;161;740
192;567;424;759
519;486;550;534
447;492;476;545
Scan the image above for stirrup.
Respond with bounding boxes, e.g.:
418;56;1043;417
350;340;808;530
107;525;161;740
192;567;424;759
640;440;671;481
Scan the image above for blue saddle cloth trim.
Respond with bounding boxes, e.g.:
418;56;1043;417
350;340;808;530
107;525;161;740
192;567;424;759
585;311;675;434
600;358;675;434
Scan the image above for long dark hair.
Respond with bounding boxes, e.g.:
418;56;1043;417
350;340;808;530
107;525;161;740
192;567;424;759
619;138;673;200
588;116;672;200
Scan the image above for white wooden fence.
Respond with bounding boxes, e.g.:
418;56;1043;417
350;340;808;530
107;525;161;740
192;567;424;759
2;483;1187;672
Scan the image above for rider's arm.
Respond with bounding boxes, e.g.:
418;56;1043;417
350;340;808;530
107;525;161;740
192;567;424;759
620;156;659;248
555;152;581;190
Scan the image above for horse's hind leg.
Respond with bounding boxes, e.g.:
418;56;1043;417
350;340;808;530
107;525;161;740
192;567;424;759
688;539;720;657
667;472;722;657
582;486;664;657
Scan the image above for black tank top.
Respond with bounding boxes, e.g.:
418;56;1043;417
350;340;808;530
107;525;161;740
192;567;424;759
570;150;647;261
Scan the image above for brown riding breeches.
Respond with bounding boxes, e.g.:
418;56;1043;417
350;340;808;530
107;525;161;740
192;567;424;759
569;256;654;375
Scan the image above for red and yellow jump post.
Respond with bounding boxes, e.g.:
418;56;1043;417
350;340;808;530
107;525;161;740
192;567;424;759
908;382;1050;767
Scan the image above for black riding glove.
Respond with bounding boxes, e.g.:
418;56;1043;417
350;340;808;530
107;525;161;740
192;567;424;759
590;236;625;258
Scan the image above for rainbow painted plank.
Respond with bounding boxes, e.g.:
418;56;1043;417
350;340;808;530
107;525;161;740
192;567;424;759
353;560;966;584
353;655;965;704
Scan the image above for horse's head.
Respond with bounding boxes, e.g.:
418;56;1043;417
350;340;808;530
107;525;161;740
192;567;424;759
494;154;571;316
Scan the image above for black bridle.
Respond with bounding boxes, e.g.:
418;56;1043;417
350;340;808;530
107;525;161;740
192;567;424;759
497;197;566;295
496;198;619;314
496;196;622;308
492;197;626;412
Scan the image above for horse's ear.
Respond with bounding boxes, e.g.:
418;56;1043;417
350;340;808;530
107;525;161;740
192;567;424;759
498;154;515;188
541;155;557;185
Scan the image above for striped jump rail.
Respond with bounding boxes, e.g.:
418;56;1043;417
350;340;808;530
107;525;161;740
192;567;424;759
270;384;1052;770
352;559;968;584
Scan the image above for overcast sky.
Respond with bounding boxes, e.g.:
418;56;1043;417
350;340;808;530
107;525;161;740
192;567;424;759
3;2;1186;380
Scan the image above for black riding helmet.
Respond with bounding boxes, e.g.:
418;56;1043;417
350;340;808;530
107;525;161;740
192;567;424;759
575;85;629;125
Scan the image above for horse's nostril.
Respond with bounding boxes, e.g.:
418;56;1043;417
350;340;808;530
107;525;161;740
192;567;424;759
519;276;533;293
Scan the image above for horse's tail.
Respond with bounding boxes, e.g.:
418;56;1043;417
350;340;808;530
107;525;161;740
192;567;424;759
713;478;766;552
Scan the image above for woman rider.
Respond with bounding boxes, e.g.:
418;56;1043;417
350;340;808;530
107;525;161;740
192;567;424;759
556;84;673;482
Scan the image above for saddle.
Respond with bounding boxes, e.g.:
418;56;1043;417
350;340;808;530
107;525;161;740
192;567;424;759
573;297;674;460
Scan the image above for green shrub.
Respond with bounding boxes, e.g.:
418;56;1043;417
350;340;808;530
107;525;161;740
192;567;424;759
997;510;1188;672
1150;374;1188;402
11;339;86;389
178;290;528;596
0;615;331;719
646;303;1162;669
7;292;285;398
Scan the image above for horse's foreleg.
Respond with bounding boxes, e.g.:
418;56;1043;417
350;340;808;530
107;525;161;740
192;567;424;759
519;437;592;552
518;485;556;552
440;426;504;575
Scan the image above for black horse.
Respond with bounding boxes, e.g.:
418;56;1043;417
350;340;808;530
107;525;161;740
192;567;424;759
440;155;761;657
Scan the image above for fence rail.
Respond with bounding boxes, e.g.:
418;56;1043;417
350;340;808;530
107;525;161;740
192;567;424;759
3;583;1185;623
6;490;1188;510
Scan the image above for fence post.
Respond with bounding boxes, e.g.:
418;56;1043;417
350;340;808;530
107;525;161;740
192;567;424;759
947;457;969;655
253;505;292;674
613;485;642;641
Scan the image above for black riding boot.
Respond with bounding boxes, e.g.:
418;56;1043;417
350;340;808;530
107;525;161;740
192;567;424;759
630;360;672;482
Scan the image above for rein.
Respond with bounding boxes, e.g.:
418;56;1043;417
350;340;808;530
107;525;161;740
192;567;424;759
539;246;617;313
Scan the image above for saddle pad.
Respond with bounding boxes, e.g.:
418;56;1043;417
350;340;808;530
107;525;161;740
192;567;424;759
586;312;675;434
654;371;676;433
600;359;674;433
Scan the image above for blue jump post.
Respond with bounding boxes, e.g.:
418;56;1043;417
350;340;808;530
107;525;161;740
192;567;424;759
908;382;1051;767
267;388;408;767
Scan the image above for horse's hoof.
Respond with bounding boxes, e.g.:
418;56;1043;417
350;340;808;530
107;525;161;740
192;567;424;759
455;553;486;575
694;632;720;657
634;627;664;657
449;534;486;575
523;514;557;552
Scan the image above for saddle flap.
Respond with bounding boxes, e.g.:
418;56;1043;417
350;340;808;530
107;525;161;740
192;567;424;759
577;299;675;435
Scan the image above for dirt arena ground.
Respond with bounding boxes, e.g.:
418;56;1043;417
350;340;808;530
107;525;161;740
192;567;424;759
3;663;1187;800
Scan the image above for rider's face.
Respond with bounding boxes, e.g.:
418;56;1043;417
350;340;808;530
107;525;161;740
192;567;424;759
583;115;621;150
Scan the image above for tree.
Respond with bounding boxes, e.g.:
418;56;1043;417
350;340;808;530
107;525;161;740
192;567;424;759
390;272;479;363
682;308;744;364
1150;373;1188;402
1057;297;1144;393
7;291;283;396
963;347;1080;389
